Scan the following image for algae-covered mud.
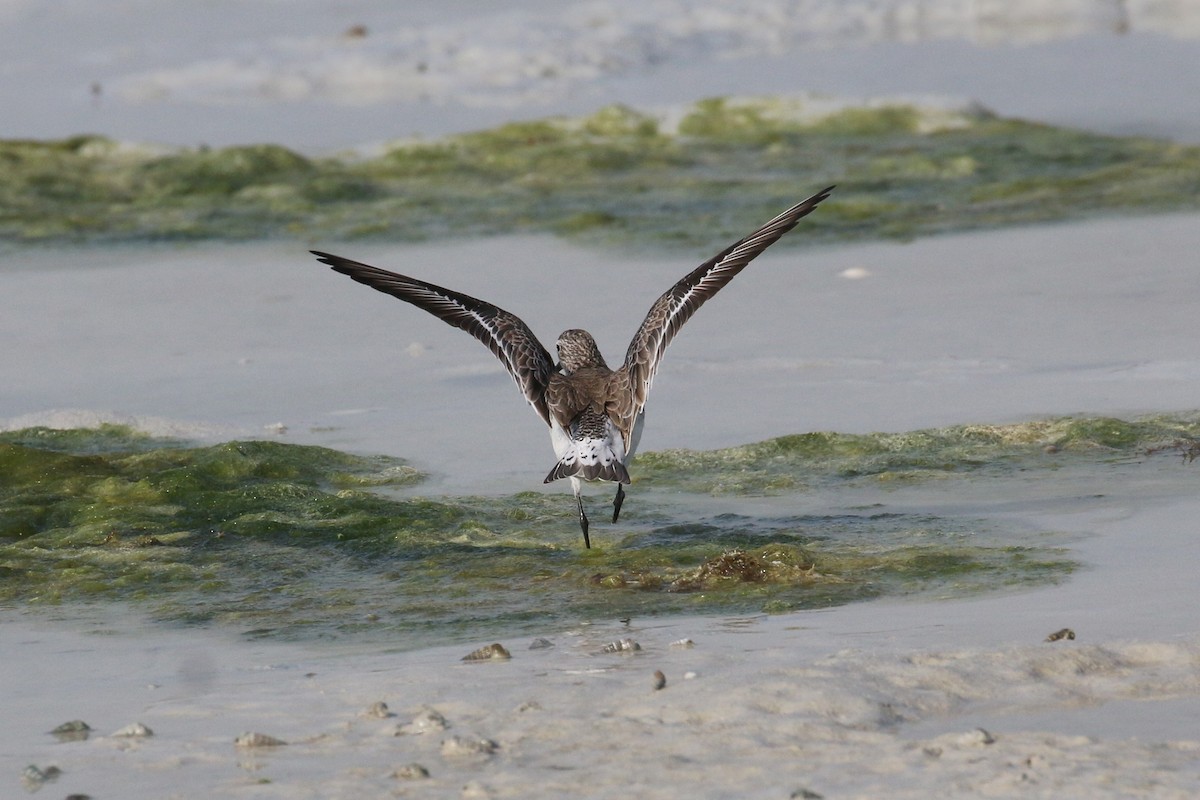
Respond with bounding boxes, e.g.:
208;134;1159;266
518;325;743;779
636;414;1200;493
4;97;1199;247
8;415;1196;646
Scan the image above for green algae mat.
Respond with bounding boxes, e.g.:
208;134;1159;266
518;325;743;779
4;97;1199;247
5;415;1198;644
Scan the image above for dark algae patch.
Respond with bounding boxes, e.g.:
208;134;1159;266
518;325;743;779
3;97;1198;246
636;414;1200;494
24;418;1199;644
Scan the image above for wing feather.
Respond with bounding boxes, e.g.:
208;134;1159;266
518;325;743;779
623;186;834;415
312;251;556;426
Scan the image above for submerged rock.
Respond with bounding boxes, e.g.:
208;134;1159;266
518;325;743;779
396;707;448;736
1046;628;1077;642
49;720;91;742
21;764;62;789
364;701;394;719
393;763;431;780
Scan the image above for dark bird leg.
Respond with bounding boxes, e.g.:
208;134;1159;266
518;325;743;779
577;496;591;549
572;478;591;549
612;483;626;524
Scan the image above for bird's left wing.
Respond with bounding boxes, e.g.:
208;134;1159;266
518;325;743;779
622;186;834;416
313;251;556;427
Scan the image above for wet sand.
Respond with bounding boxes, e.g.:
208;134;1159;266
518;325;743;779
4;492;1198;799
4;216;1200;797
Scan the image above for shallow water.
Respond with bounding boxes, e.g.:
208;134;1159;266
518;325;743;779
5;416;1196;647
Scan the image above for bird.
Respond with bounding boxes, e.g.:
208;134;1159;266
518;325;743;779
312;185;833;548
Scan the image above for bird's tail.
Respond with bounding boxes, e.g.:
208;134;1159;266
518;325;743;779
545;411;631;484
544;445;631;484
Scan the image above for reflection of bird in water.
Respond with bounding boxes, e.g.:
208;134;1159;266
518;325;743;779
313;185;833;547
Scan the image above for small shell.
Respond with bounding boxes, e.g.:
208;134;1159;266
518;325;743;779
1045;628;1076;642
683;671;698;680
953;728;996;747
669;638;695;649
234;732;287;748
395;707;448;736
600;638;641;654
112;722;154;738
441;735;498;759
364;701;394;719
462;643;512;662
393;763;431;780
21;765;62;788
652;670;667;691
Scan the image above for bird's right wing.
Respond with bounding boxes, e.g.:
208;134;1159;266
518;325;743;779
313;251;557;427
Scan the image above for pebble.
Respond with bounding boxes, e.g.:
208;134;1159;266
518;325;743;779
393;763;431;780
683;671;698;680
50;720;91;742
21;764;62;789
441;735;499;759
1045;627;1076;642
396;707;448;736
364;701;394;719
462;643;512;662
528;637;555;650
234;732;287;748
953;728;996;747
653;670;667;690
112;722;154;738
600;638;641;654
462;780;494;799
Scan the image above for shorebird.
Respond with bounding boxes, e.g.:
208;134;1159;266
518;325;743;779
313;185;832;548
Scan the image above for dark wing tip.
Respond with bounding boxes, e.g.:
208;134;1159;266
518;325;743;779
311;250;356;274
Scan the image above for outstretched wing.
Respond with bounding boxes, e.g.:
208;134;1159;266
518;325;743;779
623;186;834;415
313;251;556;427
